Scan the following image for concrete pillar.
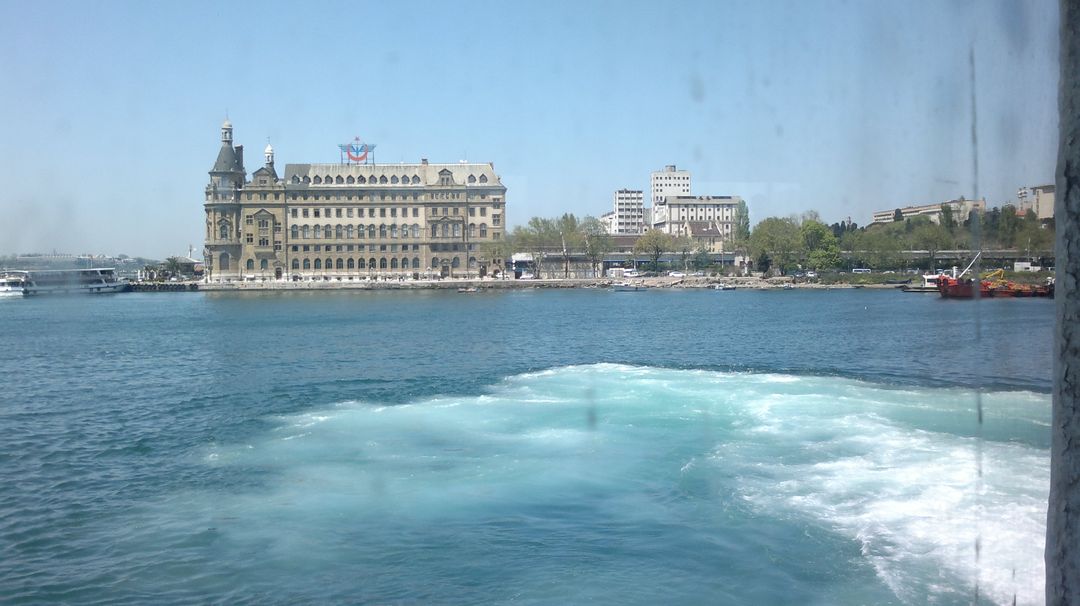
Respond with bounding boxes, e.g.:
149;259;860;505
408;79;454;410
1047;1;1080;602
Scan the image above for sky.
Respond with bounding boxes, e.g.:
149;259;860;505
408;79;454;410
0;0;1059;259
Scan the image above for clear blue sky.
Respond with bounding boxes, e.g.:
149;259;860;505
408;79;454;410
0;0;1059;259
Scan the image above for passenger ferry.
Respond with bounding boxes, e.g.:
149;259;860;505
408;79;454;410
0;275;26;297
5;268;130;296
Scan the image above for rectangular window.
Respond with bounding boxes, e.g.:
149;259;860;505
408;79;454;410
480;208;487;216
246;234;253;243
347;208;354;218
303;245;310;252
347;245;354;252
380;208;386;217
246;215;254;225
291;209;298;218
325;208;332;216
453;207;459;215
314;210;320;218
391;208;397;218
412;208;419;217
336;209;342;218
469;207;475;216
292;246;299;252
493;214;501;226
302;209;309;218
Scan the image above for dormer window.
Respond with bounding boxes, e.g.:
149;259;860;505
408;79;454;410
438;169;454;186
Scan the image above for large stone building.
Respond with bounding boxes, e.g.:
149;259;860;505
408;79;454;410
651;195;742;246
203;121;507;281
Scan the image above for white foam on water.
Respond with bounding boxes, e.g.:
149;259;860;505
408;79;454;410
176;364;1049;604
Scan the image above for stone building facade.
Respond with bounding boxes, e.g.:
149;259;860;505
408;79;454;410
203;121;507;281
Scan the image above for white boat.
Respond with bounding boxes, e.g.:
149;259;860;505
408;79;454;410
0;276;26;297
713;283;736;291
612;282;647;292
10;268;130;296
902;274;944;293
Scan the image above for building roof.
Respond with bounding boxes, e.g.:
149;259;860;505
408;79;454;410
283;162;504;188
211;144;243;173
686;221;724;237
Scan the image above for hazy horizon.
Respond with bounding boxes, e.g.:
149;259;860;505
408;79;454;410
0;0;1059;259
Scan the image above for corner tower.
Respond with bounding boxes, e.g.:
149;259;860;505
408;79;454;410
204;119;247;281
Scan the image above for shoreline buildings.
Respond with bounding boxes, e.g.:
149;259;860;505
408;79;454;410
203;122;507;282
870;198;986;225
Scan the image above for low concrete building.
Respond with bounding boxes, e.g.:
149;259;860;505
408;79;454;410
870;197;986;225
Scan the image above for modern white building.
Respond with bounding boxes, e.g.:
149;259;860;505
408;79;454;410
611;189;645;234
1017;185;1055;221
650;165;691;207
870;198;986;225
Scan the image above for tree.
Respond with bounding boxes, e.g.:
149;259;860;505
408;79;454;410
554;213;583;278
912;222;952;271
633;229;673;272
164;256;184;278
799;220;841;270
580;216;613;278
691;245;712;271
511;217;557;278
673;234;695;270
940;203;956;233
893;208;903;222
748;217;802;275
733;200;751;247
479;239;510;277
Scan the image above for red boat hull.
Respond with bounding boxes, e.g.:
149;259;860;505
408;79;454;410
937;276;1054;299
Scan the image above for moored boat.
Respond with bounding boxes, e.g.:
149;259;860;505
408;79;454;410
10;268;130;296
0;275;26;297
612;282;647;292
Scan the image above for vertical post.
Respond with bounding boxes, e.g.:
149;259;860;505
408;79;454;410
1047;0;1080;603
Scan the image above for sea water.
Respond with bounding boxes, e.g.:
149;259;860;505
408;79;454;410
0;289;1053;604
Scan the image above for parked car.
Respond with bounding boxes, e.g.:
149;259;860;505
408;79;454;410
668;271;686;277
805;271;818;279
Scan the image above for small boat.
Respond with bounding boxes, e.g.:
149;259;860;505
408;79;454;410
457;287;478;293
612;282;647;292
902;274;943;293
782;283;795;290
713;283;736;291
0;275;26;297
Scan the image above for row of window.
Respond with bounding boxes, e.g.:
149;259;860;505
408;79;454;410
287;223;494;240
291;174;491;186
282;257;476;271
289;206;495;219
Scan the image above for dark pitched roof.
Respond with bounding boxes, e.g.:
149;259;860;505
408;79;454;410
211;144;243;173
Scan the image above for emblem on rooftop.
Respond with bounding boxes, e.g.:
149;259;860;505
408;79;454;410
339;137;377;164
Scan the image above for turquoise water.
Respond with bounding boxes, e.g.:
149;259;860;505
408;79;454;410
0;290;1053;604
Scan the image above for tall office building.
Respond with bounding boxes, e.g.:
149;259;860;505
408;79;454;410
650;165;691;207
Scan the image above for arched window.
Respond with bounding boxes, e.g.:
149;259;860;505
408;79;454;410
379;224;387;238
479;175;488;183
246;259;255;270
358;175;367;184
411;175;420;184
379;175;388;184
292;175;301;184
303;258;311;269
325;258;332;270
379;258;388;269
368;225;376;239
313;176;323;184
431;224;438;237
453;223;461;237
292;258;300;270
260;259;268;270
325;224;333;239
391;258;399;269
336;258;344;269
480;223;488;237
368;257;377;269
314;225;322;239
469;223;476;238
412;224;420;238
336;225;343;239
324;175;332;184
302;175;311;183
314;258;322;269
335;175;344;184
358;258;366;269
291;225;299;239
452;257;461;268
303;225;311;239
346;176;355;184
219;224;229;239
390;225;398;239
412;257;421;269
346;225;354;239
391;175;399;184
468;174;477;184
219;253;230;270
357;224;365;239
347;258;355;269
431;257;440;267
469;257;477;269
